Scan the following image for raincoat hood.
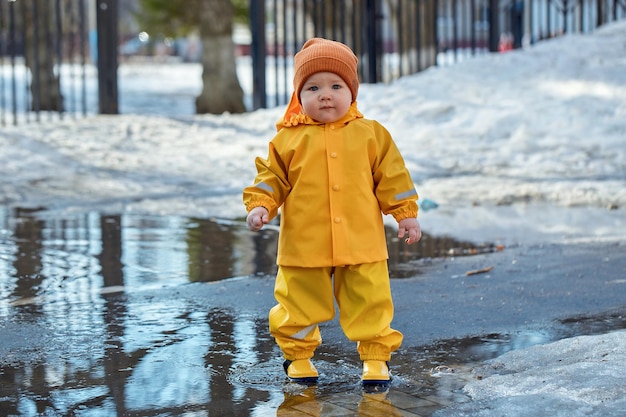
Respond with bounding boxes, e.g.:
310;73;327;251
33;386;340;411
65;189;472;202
275;92;363;131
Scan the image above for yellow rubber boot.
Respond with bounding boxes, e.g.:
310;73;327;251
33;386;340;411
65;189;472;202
283;359;319;383
362;360;390;385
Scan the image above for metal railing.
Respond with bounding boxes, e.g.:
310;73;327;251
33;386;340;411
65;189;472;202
0;0;92;126
249;0;625;109
1;0;624;123
249;0;439;109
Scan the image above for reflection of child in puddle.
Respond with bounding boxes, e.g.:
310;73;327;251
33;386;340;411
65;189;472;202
276;386;320;415
243;38;421;386
276;386;402;416
358;391;403;416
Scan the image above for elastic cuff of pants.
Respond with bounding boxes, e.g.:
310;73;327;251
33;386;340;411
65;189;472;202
284;353;314;361
359;354;392;361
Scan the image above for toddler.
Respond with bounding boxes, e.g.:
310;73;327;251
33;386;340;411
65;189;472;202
243;38;421;385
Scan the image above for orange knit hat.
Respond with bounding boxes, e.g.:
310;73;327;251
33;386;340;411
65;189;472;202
293;38;359;102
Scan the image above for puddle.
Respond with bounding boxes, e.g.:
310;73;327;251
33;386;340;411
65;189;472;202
1;207;623;416
0;207;495;301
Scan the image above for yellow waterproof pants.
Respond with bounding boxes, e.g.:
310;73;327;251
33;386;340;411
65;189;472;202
269;261;403;362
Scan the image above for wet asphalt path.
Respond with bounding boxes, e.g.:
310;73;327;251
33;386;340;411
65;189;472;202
141;240;626;351
2;238;625;416
3;240;624;369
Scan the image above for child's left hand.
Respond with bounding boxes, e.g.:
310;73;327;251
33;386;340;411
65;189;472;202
398;218;422;245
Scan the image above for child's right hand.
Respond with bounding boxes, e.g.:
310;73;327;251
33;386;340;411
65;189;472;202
246;207;269;231
398;217;422;245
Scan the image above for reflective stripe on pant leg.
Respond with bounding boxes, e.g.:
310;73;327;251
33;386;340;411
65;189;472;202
334;261;403;361
269;265;335;361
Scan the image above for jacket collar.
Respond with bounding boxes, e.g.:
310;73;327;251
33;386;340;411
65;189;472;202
275;92;363;131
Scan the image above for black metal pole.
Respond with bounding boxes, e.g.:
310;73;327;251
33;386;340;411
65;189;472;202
488;0;500;52
434;0;440;64
364;0;379;83
249;0;266;109
96;0;118;114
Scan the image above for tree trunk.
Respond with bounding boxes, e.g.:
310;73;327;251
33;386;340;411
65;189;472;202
195;0;246;114
23;0;64;112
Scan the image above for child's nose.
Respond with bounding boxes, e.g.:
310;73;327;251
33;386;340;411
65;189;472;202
319;90;331;100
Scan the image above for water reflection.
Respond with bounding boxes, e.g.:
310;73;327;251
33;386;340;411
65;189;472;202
4;207;617;416
275;385;403;416
1;208;491;307
100;215;124;288
11;209;45;318
185;218;278;282
0;207;487;416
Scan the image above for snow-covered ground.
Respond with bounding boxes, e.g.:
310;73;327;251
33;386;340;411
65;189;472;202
1;20;625;416
2;22;625;247
0;22;626;243
436;331;626;416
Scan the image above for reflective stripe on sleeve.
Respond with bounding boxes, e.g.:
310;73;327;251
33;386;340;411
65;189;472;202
255;182;274;193
395;188;417;201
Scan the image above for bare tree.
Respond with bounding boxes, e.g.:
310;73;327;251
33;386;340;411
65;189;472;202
139;0;246;114
22;0;63;111
195;0;245;114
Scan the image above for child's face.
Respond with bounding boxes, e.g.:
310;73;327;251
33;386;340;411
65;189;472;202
300;72;352;123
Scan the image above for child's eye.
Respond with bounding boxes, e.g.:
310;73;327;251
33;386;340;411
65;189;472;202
308;86;318;91
332;84;342;90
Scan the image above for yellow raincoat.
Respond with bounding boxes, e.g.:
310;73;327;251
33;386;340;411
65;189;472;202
243;98;418;267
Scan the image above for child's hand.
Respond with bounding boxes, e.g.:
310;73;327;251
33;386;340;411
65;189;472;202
398;218;422;245
246;207;269;231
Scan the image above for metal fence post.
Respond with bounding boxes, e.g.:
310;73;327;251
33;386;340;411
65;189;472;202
364;0;382;83
96;0;118;114
250;0;266;110
596;0;604;26
488;0;500;51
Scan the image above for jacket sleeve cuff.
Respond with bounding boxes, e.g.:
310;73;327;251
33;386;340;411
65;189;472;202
389;202;419;222
392;210;418;222
246;199;278;219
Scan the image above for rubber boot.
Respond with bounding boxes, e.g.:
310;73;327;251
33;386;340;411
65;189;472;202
362;360;390;386
283;359;319;383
